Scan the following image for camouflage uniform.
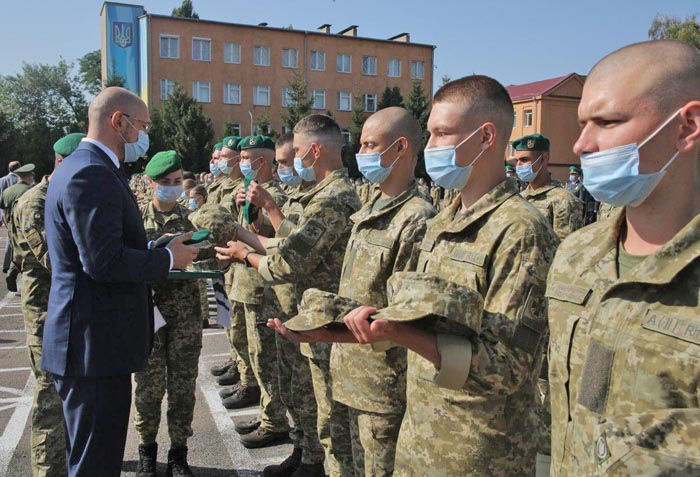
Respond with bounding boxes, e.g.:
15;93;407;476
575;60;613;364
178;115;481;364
395;179;557;476
330;183;435;476
134;202;203;447
521;180;584;241
548;208;700;476
205;176;226;204
597;201;619;222
429;186;442;210
230;179;289;432
9;176;66;477
258;169;361;477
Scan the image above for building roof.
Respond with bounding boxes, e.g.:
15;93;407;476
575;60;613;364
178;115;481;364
506;73;578;101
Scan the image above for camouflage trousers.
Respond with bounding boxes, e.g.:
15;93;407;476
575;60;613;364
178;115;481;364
244;302;289;432
26;334;66;477
229;301;255;387
330;402;402;477
308;358;354;477
134;302;202;446
276;335;325;465
198;279;210;325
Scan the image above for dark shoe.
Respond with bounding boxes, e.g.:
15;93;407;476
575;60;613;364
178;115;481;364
234;416;261;435
136;443;158;477
221;386;260;409
290;463;326;477
5;275;16;293
219;383;244;398
167;446;194;477
240;426;290;449
263;448;302;477
216;367;240;386
210;359;234;377
202;318;210;329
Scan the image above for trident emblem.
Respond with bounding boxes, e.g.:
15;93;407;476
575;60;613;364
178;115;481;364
112;22;133;49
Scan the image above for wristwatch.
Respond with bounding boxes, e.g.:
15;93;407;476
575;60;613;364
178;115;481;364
243;250;254;267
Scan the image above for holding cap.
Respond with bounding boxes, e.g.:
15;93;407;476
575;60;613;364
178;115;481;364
54;133;86;158
512;133;550;152
237;135;275;151
145;150;182;180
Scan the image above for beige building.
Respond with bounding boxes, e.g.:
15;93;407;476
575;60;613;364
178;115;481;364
100;2;435;140
505;73;585;181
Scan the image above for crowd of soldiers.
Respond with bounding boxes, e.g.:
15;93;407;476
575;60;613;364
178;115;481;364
2;38;700;477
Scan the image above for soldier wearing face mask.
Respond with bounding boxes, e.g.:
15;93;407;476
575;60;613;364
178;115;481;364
514;133;583;241
205;143;225;203
134;150;202;477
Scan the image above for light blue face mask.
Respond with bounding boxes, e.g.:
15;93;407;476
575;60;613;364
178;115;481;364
278;166;302;187
355;138;402;184
240;157;262;180
218;158;233;175
155;184;184;203
294;146;317;182
188;198;198;210
581;108;682;207
424;127;485;190
209;163;221;176
120;118;150;163
516;155;543;183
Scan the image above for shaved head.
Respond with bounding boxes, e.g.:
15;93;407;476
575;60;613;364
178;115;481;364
588;40;700;114
363;107;422;159
88;87;147;128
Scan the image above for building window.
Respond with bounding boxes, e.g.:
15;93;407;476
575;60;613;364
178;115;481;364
410;60;425;80
224;83;241;104
310;51;326;71
254;46;270;66
508;144;515;158
337;54;351;73
192;38;211;61
254;86;271;106
341;131;352;145
524;109;533;127
362;56;377;76
160;35;179;59
193;81;210;103
160;79;176;100
282;87;294;107
338;91;352;111
282;126;292;134
224;43;241;64
387;59;402;77
227;123;242;136
363;94;377;112
312;90;326;110
513;111;517;128
282;48;298;68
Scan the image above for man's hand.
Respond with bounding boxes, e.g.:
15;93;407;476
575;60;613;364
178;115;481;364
266;318;339;343
235;185;247;205
214;240;248;267
166;231;199;270
343;306;399;344
247;181;274;209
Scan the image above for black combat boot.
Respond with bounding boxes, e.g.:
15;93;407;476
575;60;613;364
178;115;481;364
210;359;234;377
290;463;326;477
263;447;302;477
219;382;244;398
221;385;260;409
166;446;194;477
234;416;261;435
136;442;157;477
240;426;290;449
216;366;240;386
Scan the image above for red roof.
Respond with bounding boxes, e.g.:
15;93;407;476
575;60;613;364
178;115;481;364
506;73;577;101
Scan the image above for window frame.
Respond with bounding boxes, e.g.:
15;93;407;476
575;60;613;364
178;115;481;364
254;46;271;66
159;34;180;59
310;51;326;71
524;109;533;127
363;93;377;113
224;42;241;64
191;37;211;62
160;79;176;100
254;85;271;106
192;81;211;103
223;83;242;105
337;53;352;74
362;56;377;76
282;48;299;69
337;91;352;111
410;60;425;80
387;58;402;78
311;89;326;110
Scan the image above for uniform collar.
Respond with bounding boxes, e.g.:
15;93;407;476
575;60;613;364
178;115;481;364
294;168;349;205
522;180;561;198
81;138;120;169
351;181;422;224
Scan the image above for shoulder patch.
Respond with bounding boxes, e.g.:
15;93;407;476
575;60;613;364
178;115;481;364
642;309;700;346
546;282;591;304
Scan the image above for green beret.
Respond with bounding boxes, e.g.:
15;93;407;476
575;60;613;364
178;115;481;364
14;164;35;175
145;150;182;180
238;135;275;151
221;136;241;151
214;142;223;151
504;164;515;172
53;133;86;157
512;133;550;152
569;166;582;174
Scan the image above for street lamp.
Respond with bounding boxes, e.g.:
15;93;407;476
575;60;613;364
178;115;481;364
248;110;254;135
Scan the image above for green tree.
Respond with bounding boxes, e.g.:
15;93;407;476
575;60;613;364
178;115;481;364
78;50;102;95
148;84;213;172
349;96;367;152
406;80;431;178
378;86;404;109
441;75;452;87
0;60;88;176
0;111;17;175
281;71;313;130
649;14;700;48
223;121;242;137
172;0;199;18
255;113;278;139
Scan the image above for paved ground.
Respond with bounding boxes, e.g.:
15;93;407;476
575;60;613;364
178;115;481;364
0;229;292;476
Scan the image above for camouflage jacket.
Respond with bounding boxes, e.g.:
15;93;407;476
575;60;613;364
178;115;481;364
396;179;558;476
596;201;619;222
331;182;436;414
258;169;361;360
230;179;287;305
521;180;583;241
141;202;200;319
547;208;700;476
205;176;226;204
9;176;50;341
214;176;244;215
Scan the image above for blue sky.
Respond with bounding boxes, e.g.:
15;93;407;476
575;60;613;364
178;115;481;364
0;0;697;90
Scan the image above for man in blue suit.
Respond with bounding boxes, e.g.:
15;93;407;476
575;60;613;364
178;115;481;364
43;87;200;477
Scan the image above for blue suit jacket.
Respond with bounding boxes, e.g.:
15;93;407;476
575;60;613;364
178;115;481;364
42;142;170;377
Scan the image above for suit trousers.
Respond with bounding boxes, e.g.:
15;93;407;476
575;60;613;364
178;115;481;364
54;374;132;477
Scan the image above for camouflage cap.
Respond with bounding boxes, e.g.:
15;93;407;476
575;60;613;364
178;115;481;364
188;204;236;248
372;272;484;336
284;290;362;332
